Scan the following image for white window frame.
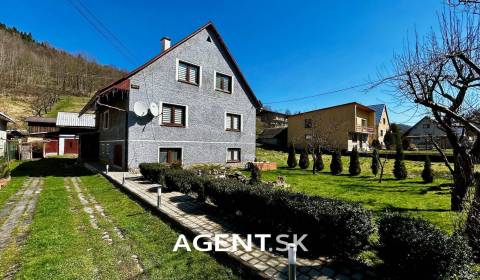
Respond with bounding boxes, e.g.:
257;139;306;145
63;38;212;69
102;110;109;130
226;147;241;163
224;112;243;132
213;70;234;94
158;146;183;164
158;102;189;127
176;58;202;87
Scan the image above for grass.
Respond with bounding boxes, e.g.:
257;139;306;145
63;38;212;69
255;147;459;232
1;159;237;279
44;95;91;117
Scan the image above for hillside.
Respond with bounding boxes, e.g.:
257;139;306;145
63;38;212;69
0;22;126;127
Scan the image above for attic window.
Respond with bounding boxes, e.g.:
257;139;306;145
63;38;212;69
177;61;200;85
207;36;212;42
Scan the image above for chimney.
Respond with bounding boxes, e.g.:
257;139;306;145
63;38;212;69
161;37;171;52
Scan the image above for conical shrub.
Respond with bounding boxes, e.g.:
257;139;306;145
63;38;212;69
314;148;324;172
421;155;434;183
287;143;297;168
393;146;408;180
330;149;343;175
349;148;361;176
371;148;379;177
299;147;310;169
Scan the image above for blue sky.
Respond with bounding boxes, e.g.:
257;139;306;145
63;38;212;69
1;0;445;124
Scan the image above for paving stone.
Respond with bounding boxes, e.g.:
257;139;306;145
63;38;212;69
335;274;350;280
264;268;277;277
351;273;363;280
240;254;253;261
320;267;336;277
253;262;269;271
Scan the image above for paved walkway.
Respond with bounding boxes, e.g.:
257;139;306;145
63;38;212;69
86;164;369;280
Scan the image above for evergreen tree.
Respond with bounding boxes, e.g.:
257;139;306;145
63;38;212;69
349;148;361;176
330;149;343;175
313;148;324;172
421;155;434;183
393;146;408;180
299;147;310;169
371;148;379;177
287;143;297;168
251;165;262;184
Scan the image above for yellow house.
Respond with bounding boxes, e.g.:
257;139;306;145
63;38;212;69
287;102;376;151
368;104;390;145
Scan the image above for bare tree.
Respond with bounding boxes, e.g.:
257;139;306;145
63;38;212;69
389;7;480;211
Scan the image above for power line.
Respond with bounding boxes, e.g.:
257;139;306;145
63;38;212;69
262;74;403;105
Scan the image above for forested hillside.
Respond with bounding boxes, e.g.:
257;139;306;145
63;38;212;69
0;22;126;125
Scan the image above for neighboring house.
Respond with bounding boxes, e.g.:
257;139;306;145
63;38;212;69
403;116;461;150
0;112;14;157
79;22;261;170
25;112;95;156
257;109;288;128
258;127;288;148
288;102;375;152
368;104;390;145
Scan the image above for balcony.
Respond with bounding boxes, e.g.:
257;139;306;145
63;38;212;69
355;125;375;134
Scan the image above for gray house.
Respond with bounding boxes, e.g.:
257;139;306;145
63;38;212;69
80;22;261;170
403;116;460;149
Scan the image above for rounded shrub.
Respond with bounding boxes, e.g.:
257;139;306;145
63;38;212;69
348;148;361;176
422;155;434;183
287;143;297;168
139;163;168;182
330;150;343;175
371;148;379;177
378;213;474;280
299;148;309;169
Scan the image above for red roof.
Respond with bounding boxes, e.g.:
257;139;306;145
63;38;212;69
81;22;261;113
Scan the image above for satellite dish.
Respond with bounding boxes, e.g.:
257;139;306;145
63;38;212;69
149;102;159;117
133;101;148;117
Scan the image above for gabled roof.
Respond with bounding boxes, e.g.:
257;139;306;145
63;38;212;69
80;22;261;114
290;102;374;118
258;127;287;139
368;104;386;124
56;112;95;128
0;112;14;123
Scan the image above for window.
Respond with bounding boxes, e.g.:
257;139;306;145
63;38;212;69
305;119;312;128
380;130;384;136
178;61;200;85
361;118;367;127
383;118;386;125
162;104;186;127
423;124;431;129
305;134;312;140
159;148;182;164
227;148;241;163
215;72;232;93
226;113;241;131
102;110;109;130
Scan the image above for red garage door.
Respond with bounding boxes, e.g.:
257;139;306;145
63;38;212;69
44;140;58;155
64;139;79;154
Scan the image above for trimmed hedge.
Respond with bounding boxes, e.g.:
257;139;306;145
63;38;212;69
139;162;373;258
378;213;474;280
0;159;9;179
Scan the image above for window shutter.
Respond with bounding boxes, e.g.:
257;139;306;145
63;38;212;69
178;63;187;81
162;105;172;124
174;107;184;124
226;115;232;130
216;73;222;89
189;66;198;84
233;115;239;130
223;76;230;91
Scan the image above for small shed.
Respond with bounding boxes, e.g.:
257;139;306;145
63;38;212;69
258;127;288;148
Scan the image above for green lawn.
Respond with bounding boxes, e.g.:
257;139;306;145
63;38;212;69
1;159;237;279
255;148;459;232
44;95;91;117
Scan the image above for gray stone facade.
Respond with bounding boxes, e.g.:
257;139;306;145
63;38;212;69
95;24;258;170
